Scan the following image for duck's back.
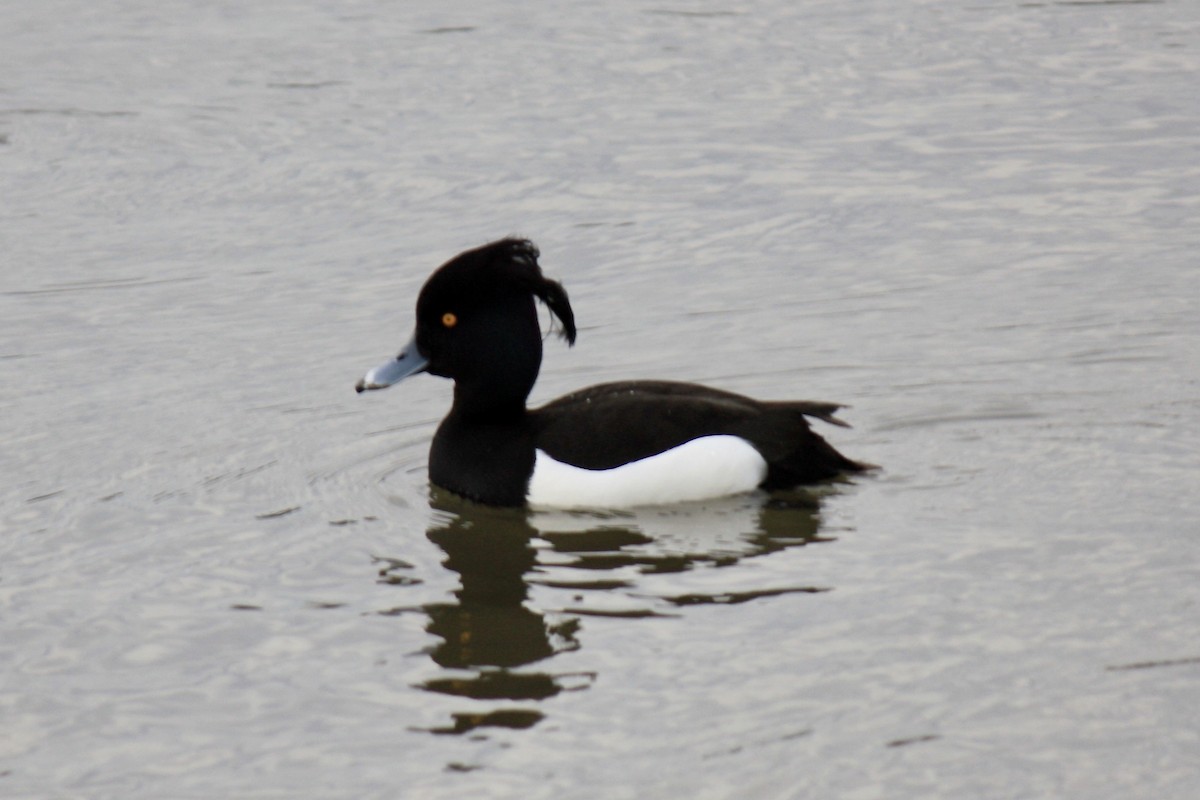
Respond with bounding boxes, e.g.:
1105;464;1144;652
530;380;867;489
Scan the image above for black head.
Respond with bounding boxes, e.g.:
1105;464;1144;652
411;238;575;414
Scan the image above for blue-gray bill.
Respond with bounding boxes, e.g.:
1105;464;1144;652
355;332;428;392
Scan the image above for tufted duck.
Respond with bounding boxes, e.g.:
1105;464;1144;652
356;238;870;507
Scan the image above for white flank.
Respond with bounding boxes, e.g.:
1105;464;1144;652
527;434;767;509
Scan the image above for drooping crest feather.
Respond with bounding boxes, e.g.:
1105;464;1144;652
490;238;577;345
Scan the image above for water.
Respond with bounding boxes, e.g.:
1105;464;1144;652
3;0;1199;797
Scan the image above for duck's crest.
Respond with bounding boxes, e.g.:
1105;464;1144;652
490;238;577;346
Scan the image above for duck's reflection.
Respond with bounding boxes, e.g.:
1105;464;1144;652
387;485;842;736
421;496;580;707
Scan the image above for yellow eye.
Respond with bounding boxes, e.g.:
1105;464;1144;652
441;312;458;328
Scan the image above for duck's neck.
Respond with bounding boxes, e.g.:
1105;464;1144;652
450;379;530;422
433;373;537;506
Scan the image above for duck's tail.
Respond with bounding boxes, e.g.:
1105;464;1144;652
757;401;877;488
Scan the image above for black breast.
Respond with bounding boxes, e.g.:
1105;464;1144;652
428;411;537;506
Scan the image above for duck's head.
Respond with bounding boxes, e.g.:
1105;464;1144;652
356;238;576;411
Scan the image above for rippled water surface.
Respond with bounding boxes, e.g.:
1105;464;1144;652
3;1;1199;797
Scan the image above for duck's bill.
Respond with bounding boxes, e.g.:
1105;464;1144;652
355;333;428;393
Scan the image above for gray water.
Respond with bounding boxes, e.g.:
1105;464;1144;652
3;1;1199;797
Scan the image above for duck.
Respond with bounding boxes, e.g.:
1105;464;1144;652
355;238;870;508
